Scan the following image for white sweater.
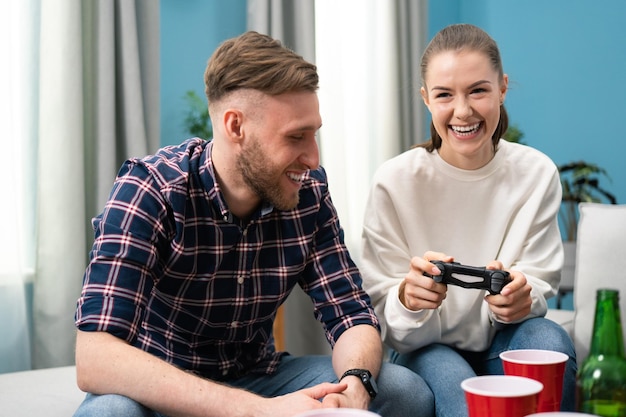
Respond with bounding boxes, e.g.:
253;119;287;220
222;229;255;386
360;140;563;353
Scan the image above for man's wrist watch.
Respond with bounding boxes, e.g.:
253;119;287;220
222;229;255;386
340;368;378;399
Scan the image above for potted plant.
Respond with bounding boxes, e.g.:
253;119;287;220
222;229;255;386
556;161;617;307
183;90;213;140
503;124;525;145
503;128;617;308
503;126;617;239
558;161;617;242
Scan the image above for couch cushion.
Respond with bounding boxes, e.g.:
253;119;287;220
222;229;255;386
573;203;626;364
0;366;84;416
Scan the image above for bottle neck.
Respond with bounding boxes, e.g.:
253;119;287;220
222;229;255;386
589;289;626;358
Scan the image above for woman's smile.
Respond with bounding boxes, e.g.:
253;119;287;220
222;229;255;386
449;122;483;139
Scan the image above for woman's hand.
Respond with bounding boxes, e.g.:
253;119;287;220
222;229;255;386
399;251;452;311
484;261;532;322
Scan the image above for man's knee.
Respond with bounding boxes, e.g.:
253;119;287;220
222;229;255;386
73;393;155;417
377;362;434;402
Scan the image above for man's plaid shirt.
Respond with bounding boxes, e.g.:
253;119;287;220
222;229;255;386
75;138;379;380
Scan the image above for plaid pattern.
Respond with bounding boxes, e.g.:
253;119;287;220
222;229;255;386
75;138;378;380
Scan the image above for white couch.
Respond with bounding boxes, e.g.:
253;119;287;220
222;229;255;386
546;203;626;364
0;366;84;416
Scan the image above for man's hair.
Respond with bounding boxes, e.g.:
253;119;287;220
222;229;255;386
204;31;319;104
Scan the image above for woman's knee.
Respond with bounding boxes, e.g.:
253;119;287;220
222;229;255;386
511;318;575;355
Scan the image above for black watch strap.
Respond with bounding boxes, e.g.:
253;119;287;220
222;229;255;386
340;368;378;399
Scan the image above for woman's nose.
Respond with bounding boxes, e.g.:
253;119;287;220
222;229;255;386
454;97;473;120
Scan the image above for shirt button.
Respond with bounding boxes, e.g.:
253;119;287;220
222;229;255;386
222;369;228;376
231;321;239;328
237;276;244;284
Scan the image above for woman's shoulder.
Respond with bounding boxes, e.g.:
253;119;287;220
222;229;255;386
499;140;558;172
374;146;432;180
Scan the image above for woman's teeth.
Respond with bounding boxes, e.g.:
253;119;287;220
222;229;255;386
451;123;480;136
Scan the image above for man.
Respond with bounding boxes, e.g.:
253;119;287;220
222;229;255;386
73;31;433;417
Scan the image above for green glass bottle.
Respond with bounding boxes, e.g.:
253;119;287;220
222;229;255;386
576;289;626;416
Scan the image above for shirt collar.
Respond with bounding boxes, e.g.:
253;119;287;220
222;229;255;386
201;141;275;223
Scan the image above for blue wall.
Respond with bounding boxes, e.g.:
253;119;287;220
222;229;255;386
160;1;624;205
160;0;246;147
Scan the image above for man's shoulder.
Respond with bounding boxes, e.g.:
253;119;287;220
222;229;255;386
131;138;211;187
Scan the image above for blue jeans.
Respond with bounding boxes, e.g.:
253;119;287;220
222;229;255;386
390;317;577;417
73;354;435;417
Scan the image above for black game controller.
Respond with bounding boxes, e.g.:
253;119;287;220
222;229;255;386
424;261;511;295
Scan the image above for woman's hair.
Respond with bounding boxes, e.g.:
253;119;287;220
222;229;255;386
417;24;508;152
204;31;319;104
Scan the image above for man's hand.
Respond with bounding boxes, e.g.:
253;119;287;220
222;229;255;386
399;251;452;311
261;382;348;417
321;377;369;409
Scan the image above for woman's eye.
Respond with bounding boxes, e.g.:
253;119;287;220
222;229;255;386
435;92;451;99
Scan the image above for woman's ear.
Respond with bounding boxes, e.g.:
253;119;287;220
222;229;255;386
420;86;430;107
500;74;509;104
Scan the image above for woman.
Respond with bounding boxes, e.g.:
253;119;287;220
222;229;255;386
360;24;576;416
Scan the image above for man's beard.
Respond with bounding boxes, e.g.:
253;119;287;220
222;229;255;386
236;139;300;211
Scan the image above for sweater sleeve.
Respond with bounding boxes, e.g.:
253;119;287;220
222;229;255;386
491;157;564;324
360;161;443;352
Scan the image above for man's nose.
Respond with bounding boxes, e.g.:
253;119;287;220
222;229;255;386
300;136;320;170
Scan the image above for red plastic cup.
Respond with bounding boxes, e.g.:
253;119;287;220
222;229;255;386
461;375;543;417
525;413;601;416
294;410;381;417
500;349;568;412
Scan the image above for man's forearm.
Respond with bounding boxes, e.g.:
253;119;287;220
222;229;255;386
331;325;383;378
75;330;263;417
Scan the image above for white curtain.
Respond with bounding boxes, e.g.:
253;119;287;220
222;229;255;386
34;0;89;370
315;0;427;261
247;0;427;356
0;0;160;372
0;0;38;373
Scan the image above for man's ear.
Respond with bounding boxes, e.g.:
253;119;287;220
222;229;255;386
224;109;244;142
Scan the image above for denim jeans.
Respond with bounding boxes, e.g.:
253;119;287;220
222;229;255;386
73;354;435;417
390;317;577;417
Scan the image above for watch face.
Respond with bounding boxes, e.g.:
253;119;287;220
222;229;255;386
359;371;378;398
